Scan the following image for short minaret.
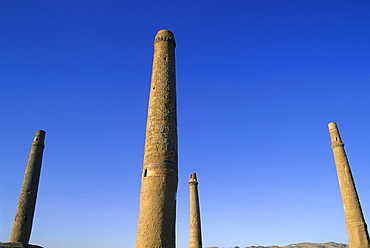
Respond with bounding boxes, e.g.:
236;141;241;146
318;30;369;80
328;122;370;248
136;30;178;248
10;130;46;244
189;173;203;248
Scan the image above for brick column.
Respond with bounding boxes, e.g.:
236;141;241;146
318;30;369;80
328;122;370;248
189;173;202;248
10;130;46;244
136;30;178;248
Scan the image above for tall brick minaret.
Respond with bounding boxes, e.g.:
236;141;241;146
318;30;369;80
328;122;370;248
135;30;178;248
189;173;203;248
10;130;46;245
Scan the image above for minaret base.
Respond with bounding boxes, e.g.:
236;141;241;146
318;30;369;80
0;243;43;248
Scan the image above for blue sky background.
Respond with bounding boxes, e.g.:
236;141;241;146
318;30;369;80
1;1;370;247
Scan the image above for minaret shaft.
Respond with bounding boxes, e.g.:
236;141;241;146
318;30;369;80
10;130;46;244
189;173;202;248
136;30;178;248
328;122;370;248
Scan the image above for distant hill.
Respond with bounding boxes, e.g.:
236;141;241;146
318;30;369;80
207;241;348;248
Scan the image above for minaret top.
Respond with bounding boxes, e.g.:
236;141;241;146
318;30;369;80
189;173;198;185
154;29;176;47
328;122;343;147
33;130;46;147
328;122;338;131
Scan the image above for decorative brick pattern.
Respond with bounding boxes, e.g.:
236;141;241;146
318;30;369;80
136;30;178;248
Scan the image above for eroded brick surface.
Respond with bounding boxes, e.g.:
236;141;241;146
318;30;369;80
10;131;46;244
329;123;370;248
136;30;178;248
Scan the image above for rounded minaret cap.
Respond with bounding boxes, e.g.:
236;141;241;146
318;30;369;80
154;29;176;47
156;29;175;39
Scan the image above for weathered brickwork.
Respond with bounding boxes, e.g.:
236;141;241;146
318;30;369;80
189;173;203;248
10;130;46;245
328;122;370;248
136;30;178;248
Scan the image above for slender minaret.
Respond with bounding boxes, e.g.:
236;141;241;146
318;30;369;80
10;130;46;244
189;173;203;248
328;122;370;248
136;30;178;248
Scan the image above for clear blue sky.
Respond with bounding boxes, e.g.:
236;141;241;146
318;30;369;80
1;1;370;247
